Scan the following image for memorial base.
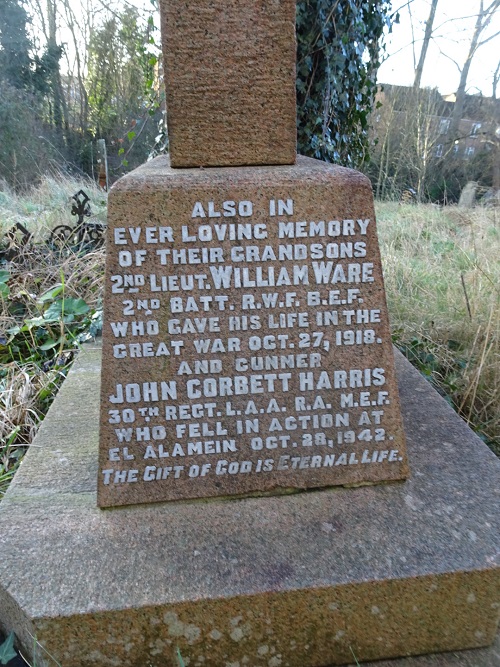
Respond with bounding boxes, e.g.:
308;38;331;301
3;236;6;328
99;155;409;507
0;343;498;667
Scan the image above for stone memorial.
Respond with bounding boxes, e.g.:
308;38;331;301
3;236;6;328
97;0;409;508
1;2;498;666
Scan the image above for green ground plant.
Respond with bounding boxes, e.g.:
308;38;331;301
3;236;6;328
0;632;16;664
0;181;498;502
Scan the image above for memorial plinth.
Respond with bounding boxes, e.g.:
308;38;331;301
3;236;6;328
0;344;499;667
98;156;408;507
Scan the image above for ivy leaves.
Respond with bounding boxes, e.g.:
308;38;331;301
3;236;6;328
0;632;16;665
296;0;394;167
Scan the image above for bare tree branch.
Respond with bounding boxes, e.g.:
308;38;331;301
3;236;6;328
432;39;462;73
407;1;417;72
450;0;500;137
477;28;500;48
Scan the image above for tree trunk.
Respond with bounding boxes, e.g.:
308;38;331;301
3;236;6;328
46;0;69;146
449;19;480;140
493;60;500;98
413;0;439;89
493;144;500;191
62;0;89;137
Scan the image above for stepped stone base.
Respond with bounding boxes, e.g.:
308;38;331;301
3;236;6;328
0;343;498;667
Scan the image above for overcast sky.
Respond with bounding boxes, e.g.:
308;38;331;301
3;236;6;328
52;0;500;99
378;0;500;96
127;0;500;97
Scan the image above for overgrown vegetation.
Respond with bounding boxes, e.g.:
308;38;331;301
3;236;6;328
377;202;499;453
1;1;396;190
0;176;105;496
0;0;162;188
0;180;498;499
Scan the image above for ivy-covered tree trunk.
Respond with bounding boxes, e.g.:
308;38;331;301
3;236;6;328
296;0;393;167
0;0;33;89
45;0;69;145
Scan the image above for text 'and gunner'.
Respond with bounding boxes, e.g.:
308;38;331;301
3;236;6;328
102;197;401;487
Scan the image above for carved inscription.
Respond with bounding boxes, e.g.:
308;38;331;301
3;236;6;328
98;186;408;506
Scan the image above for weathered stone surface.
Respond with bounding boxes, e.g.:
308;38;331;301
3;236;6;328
0;343;498;666
98;155;408;507
159;0;296;167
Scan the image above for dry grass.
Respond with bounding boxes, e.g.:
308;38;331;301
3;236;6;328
0;362;62;481
376;202;499;452
0;173;107;241
0;175;106;495
1;188;498;497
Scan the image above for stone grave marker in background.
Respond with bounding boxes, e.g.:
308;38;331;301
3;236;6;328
97;0;409;507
